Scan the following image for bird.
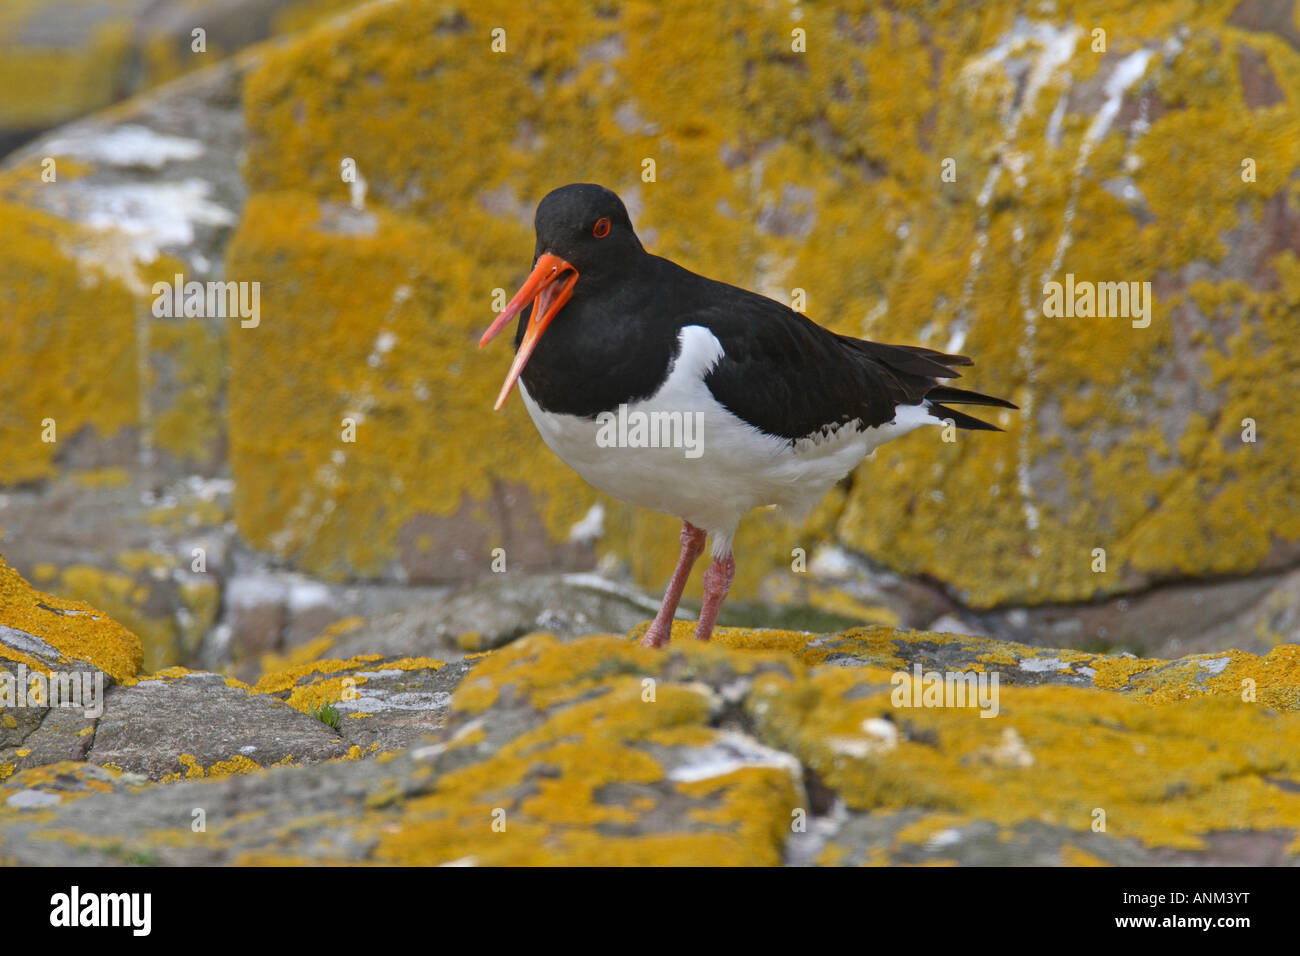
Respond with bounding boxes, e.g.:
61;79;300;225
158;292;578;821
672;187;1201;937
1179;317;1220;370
479;183;1016;649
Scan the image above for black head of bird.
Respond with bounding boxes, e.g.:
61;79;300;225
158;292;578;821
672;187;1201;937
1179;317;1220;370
479;183;645;410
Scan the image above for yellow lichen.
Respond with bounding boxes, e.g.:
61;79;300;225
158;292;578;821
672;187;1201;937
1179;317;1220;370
0;201;138;485
255;622;360;682
253;654;385;695
0;557;142;683
285;674;368;713
264;632;797;864
749;659;1300;851
1060;844;1111;866
70;467;131;488
56;565;175;673
171;752;263;780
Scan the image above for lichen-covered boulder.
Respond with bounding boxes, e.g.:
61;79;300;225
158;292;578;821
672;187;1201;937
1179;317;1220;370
252;650;469;755
0;52;247;669
2;0;1298;671
0;557;142;682
225;0;1300;610
831;7;1300;609
87;668;357;780
0;557;142;780
0;553;468;782
3;629;1297;865
0;0;361;153
223;190;601;581
0;761;144;819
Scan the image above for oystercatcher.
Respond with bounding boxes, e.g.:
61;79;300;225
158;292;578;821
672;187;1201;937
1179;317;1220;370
480;183;1016;648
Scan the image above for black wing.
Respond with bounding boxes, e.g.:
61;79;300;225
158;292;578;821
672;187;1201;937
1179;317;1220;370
673;277;1014;441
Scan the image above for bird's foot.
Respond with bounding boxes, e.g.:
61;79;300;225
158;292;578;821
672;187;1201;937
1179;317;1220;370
639;622;673;649
693;553;736;643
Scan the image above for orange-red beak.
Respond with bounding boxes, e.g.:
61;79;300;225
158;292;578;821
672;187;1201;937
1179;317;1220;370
479;253;579;411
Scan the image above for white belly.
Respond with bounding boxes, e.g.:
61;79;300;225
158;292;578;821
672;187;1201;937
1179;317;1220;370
518;326;939;554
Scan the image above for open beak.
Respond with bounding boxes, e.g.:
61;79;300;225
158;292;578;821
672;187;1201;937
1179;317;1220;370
479;252;578;411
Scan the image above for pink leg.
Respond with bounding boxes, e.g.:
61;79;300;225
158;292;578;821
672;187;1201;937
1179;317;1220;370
640;521;707;648
693;553;735;643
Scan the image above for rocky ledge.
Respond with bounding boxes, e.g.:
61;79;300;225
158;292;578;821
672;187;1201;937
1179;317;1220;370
2;557;1297;865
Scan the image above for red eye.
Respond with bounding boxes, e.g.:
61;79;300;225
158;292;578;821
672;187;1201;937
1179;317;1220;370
593;217;611;238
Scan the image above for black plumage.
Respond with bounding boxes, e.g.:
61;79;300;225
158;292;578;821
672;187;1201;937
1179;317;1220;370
514;185;1016;440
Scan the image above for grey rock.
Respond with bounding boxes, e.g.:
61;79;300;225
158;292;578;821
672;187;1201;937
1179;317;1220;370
974;564;1300;657
329;658;475;753
87;671;351;779
326;573;669;660
0;621;117;778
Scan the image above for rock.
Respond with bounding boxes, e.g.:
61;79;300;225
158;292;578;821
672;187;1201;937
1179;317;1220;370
0;0;362;155
323;573;675;659
87;669;353;780
252;652;470;756
697;621;1300;708
0;557;142;685
0;761;146;819
972;564;1300;658
223;188;601;583
830;16;1300;608
3;628;1297;865
226;0;1300;613
746;631;1300;863
0;50;251;669
1;0;1299;672
793;813;1205;866
325;658;475;754
0;472;231;671
0;557;142;781
213;563;457;675
0;554;472;782
0;633;807;864
211;566;667;678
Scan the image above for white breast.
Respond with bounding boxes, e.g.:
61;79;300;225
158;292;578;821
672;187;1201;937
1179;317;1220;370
519;325;940;555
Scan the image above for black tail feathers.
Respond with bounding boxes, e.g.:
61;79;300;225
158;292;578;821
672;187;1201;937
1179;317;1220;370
926;385;1018;432
840;335;1017;432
